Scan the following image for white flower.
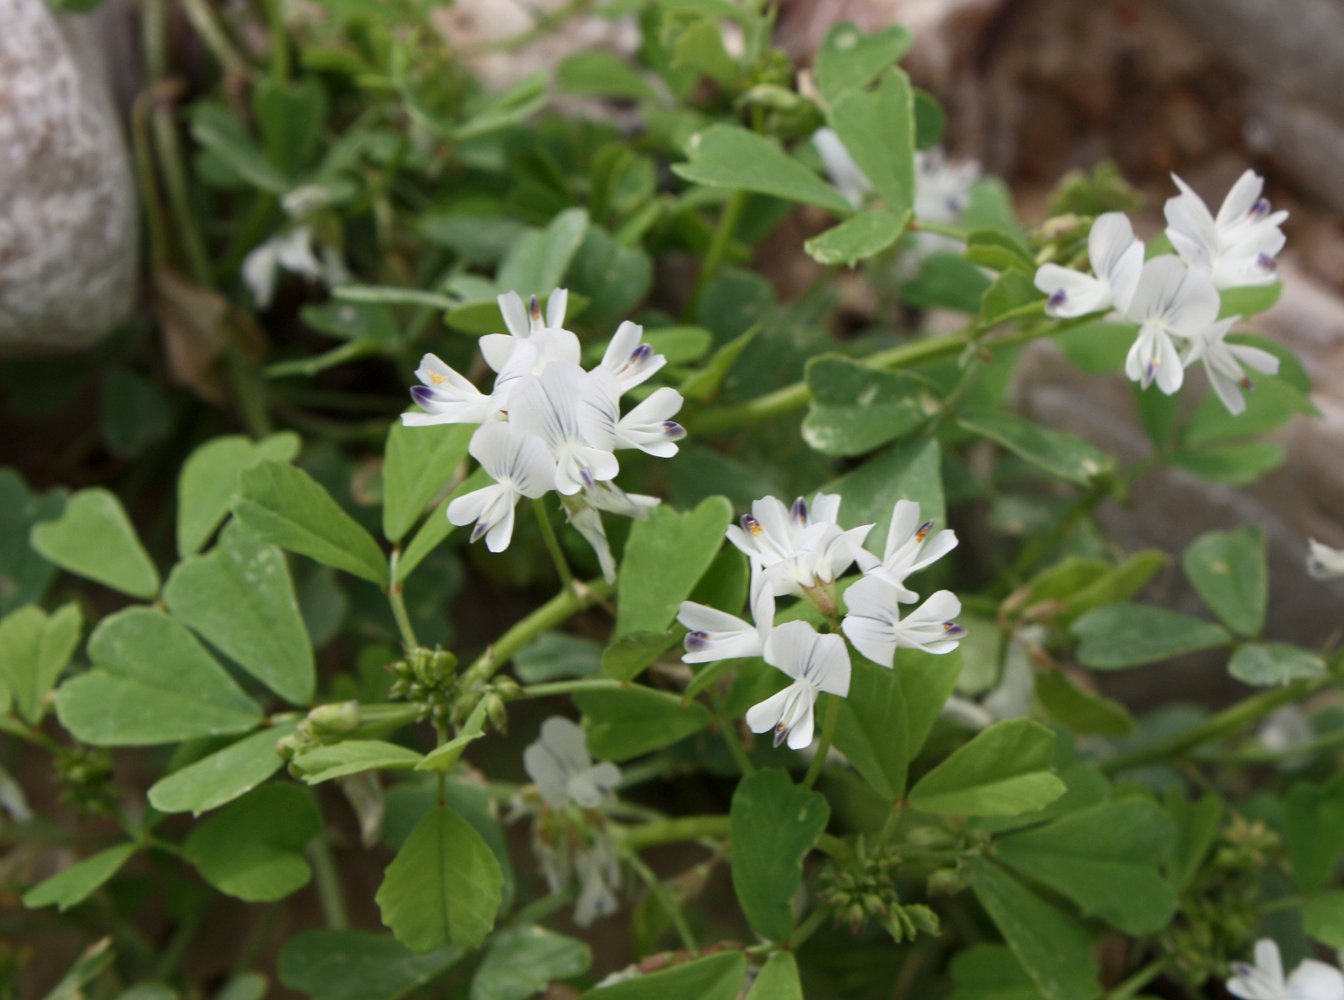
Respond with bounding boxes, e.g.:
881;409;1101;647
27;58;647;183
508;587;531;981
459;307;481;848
613;387;687;457
725;494;872;600
1034;212;1145;319
403;353;496;426
480;289;581;375
242;227;326;308
1228;938;1344;1000
600;321;666;393
861;499;958;601
573;837;621;926
841;576;965;666
677;585;775;664
914;147;981;226
1183;319;1280;415
812;127;872;209
523;717;621;811
1165;170;1288;289
447;422;556;551
508;363;620;495
1121;255;1221;395
1308;539;1344;581
745;621;851;749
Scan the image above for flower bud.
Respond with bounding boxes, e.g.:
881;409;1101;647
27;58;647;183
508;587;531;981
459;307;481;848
307;700;360;736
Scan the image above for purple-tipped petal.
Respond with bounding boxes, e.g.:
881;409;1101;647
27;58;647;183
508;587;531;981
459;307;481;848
470;521;490;543
410;385;435;407
1047;289;1067;310
1256;252;1277;274
1250;197;1270;219
662;421;686;441
685;631;710;652
791;497;808;525
915;519;934;543
742;514;763;536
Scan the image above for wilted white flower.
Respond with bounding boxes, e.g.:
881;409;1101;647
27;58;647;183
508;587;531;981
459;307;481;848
859;499;958;601
573;837;621;926
725;494;872;602
523;717;621;810
1165;169;1288;289
1121;255;1221;395
745;620;851;750
447;422;556;552
841;576;965;665
1183;319;1280;415
1308;539;1344;581
242;226;338;308
914;147;981;226
1034;212;1145;319
1227;938;1344;1000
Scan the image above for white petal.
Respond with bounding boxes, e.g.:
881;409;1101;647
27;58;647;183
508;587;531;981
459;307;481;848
242;242;279;308
812;127;871;208
764;620;851;696
1287;960;1344;1000
1035;264;1111;318
546;287;569;329
479;333;518;373
498;291;528;339
1088;212;1139;282
1215;170;1264;229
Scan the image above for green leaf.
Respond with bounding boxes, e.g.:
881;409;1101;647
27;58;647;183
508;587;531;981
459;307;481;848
730;769;830;941
828;71;915;214
601;629;681;683
671;18;739;85
616;497;733;637
469;925;591;1000
1302;893;1344;948
23;843;137;911
1171;442;1286;485
176;432;301;557
803;356;938;457
397;467;493;583
556;51;659;100
190;101;289;193
416;698;489;773
947;944;1045;1000
376;806;504;953
1055;320;1135;375
1219;282;1282;318
979;271;1043;326
834;659;908;799
0;603;81;724
184;784;321;902
214;973;269;1000
825;437;944;556
913;89;946;150
970;861;1101;1000
383;423;473;543
1165;790;1223;893
746;952;803;1000
1035;669;1133;737
994;800;1177;933
804;209;910;267
815;21;912;103
574;687;711;762
568;228;653;327
1286;777;1344;892
957;408;1111;486
278;930;462;1000
294;740;425;784
31;488;159;599
496;208;590;297
964;229;1036;273
1054;551;1168;625
679;326;758;403
900;252;993;313
163;521;314;705
0;469;65;614
253;77;327;178
233;461;387;585
1070;604;1233;669
577;952;746;1000
910;719;1065;817
1183;350;1316;448
900;647;965;760
56;608;261;746
99;367;172;458
1181;525;1267;637
515;631;602;683
148;722;298;815
672;125;853;215
1228;642;1326;686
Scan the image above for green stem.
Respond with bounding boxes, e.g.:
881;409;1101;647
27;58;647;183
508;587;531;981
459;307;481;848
387;548;420;651
504;887;576;928
626;851;698;954
519;678;685;705
181;0;254;80
533;500;576;594
910;220;969;241
802;694;841;790
264;0;290;82
459;579;615;691
688;190;746;321
875;801;903;848
1196;725;1344;766
716;711;756;777
1108;957;1168;1000
788;903;832;949
1101;678;1330;775
306;835;350;930
619;814;730;852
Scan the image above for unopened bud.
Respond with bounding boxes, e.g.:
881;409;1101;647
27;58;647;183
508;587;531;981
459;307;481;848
486;695;508;733
307;700;360;735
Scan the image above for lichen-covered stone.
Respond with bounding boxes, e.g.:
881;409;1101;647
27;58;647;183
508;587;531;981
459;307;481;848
0;0;137;355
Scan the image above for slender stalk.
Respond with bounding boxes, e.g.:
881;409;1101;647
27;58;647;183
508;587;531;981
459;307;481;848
459;579;615;690
619;814;730;852
716;713;756;777
264;0;290;82
688;190;747;321
626;851;698;954
387;548;420;650
909;220;969;241
802;694;841;790
519;678;684;705
306;836;350;930
533;500;576;594
1101;678;1331;775
1195;726;1344;766
875;801;903;848
1108;957;1169;1000
788;904;832;949
181;0;254;80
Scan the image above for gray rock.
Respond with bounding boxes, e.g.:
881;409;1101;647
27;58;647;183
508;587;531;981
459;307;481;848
0;0;137;355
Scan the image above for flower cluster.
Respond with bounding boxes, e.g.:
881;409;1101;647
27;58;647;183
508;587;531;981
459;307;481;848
520;717;623;926
678;494;964;750
1227;938;1344;1000
403;290;686;579
1035;170;1287;413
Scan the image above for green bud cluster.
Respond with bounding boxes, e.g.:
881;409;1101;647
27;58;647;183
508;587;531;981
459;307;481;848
387;647;459;725
55;745;114;815
818;842;942;944
276;699;362;763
